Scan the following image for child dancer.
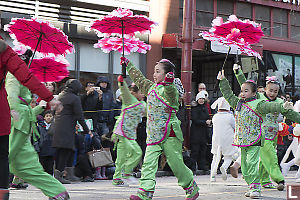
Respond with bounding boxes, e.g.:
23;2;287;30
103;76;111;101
121;57;199;200
233;64;296;190
210;97;238;182
111;75;145;186
217;69;300;198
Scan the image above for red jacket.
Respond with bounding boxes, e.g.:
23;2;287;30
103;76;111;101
0;44;53;136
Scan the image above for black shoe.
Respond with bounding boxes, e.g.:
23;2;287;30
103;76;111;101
82;176;94;182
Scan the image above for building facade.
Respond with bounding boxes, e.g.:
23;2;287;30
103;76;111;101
150;0;300;98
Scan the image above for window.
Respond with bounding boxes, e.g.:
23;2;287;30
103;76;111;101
291;12;300;40
196;0;214;27
236;2;252;20
217;0;233;20
273;8;288;38
295;57;300;90
255;5;271;36
179;0;183;24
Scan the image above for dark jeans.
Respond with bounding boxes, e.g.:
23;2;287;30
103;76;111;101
39;156;54;175
74;154;93;178
0;135;9;189
190;143;208;170
55;148;74;172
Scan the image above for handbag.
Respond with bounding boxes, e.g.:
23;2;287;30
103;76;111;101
88;148;114;168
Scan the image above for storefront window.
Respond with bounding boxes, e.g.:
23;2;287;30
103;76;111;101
217;0;233;20
270;54;293;94
273;8;288;38
236;2;252;20
255;5;271;36
291;12;300;41
196;0;214;27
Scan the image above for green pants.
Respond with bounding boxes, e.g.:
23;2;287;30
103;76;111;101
113;136;142;179
137;137;199;200
259;139;284;185
241;146;261;192
9;129;66;198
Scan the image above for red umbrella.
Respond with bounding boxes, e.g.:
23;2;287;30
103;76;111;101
200;15;264;59
87;8;157;78
4;18;74;67
29;57;69;82
94;37;151;55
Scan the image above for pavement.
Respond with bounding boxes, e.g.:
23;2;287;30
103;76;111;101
10;171;296;200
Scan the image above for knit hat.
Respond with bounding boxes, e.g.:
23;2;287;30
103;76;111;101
294;100;300;113
174;78;185;98
211;97;231;111
196;91;207;101
115;89;121;99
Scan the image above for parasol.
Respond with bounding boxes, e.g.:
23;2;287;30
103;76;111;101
87;8;157;78
94;37;151;55
29;57;69;82
5;18;74;67
200;15;264;92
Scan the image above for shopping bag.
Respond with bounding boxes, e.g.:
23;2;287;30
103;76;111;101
88;148;114;168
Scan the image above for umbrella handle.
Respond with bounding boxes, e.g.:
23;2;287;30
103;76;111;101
213;47;231;93
28;33;43;68
122;63;127;79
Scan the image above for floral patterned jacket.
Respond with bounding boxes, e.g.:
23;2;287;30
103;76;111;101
126;62;184;145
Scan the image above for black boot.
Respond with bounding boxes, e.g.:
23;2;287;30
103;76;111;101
54;169;71;184
0;189;9;200
64;167;80;182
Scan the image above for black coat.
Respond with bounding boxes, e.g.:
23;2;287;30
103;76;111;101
52;79;89;150
37;121;56;157
190;103;210;145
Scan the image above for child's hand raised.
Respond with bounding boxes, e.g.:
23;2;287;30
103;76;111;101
217;70;225;80
233;64;241;72
120;57;129;67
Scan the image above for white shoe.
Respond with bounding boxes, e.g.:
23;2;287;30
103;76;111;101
210;176;216;182
280;163;290;177
295;172;300;179
250;191;261;199
245;191;250;197
296;178;300;183
220;166;227;181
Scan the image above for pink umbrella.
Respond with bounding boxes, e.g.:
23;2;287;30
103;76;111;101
94;37;151;55
87;8;157;78
200;15;264;59
5;18;74;67
29;57;69;82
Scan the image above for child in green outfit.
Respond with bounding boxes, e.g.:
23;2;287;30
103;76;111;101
217;70;300;199
121;57;199;200
112;75;146;187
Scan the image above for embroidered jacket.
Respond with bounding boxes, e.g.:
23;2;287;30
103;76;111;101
219;78;300;147
126;62;184;145
113;81;146;140
234;69;298;141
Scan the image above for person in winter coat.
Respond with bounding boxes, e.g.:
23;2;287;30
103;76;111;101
0;38;60;200
81;82;103;136
36;110;56;175
190;91;211;171
96;76;115;136
210;97;238;182
52;79;91;184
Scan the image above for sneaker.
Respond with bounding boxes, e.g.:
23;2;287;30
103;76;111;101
220;166;227;181
250;191;261;199
185;192;199;200
262;183;276;189
245;191;250;197
277;183;285;191
296;178;300;183
112;179;129;187
280;163;289;177
210;176;216;182
129;195;143;200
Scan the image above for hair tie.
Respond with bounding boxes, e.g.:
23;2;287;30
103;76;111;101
266;76;279;84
